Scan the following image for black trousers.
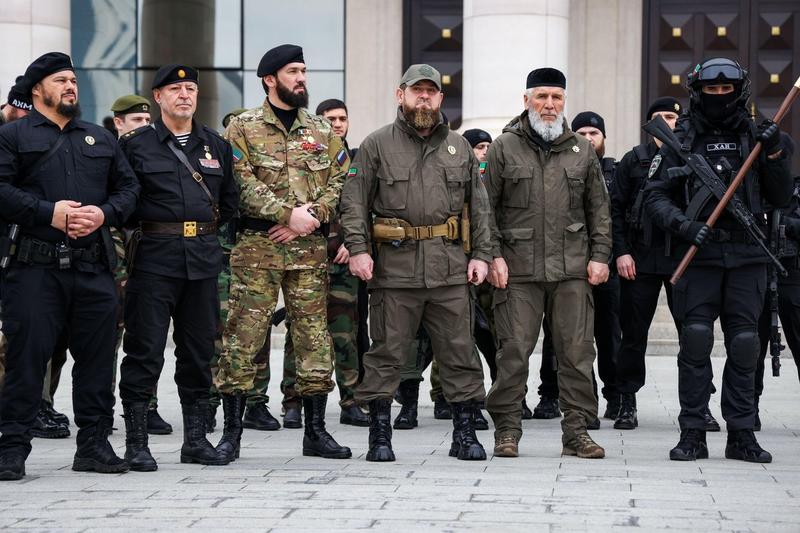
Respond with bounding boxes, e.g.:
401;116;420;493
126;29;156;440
616;272;679;394
119;271;217;406
756;279;800;400
672;264;766;431
538;275;620;401
0;266;117;454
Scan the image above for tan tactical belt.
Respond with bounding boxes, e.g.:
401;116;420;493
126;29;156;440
373;216;460;243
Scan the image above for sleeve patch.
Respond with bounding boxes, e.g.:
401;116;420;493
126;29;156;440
647;154;662;179
479;161;487;175
347;167;358;177
232;147;244;162
336;148;348;166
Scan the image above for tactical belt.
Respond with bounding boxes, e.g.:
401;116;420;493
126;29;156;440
239;216;324;235
141;221;216;238
16;236;101;266
706;228;753;244
372;216;460;243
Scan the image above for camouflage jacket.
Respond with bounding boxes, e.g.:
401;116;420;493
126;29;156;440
225;99;349;270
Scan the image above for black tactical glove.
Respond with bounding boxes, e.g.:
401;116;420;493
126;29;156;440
756;119;781;156
679;220;710;247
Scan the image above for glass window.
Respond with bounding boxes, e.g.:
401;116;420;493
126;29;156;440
243;70;343;115
71;0;136;68
243;0;344;71
76;69;137;126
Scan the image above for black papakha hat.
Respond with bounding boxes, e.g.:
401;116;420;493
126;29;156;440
23;52;74;94
151;64;199;90
571;111;606;137
462;128;492;147
646;96;682;119
526;67;566;89
257;44;304;77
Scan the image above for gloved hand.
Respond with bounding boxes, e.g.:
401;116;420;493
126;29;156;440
679;220;710;247
756;119;781;156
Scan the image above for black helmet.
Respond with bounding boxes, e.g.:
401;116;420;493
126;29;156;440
686;57;750;111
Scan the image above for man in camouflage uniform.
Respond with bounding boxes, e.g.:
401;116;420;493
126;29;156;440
214;45;351;460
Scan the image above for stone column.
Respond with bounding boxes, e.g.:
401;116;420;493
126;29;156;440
461;0;570;138
0;0;71;100
344;0;404;146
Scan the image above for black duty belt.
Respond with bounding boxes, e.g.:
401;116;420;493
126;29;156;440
16;236;101;266
141;221;216;237
706;228;753;244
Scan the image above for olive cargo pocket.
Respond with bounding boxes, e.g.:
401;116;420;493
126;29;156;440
492;288;512;341
500;228;534;276
376;165;410;210
583;291;595;342
565;168;586;209
368;290;386;342
375;240;416;279
444;167;468;211
499;166;533;208
563;222;589;277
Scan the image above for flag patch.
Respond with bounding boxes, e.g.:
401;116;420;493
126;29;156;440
347;168;358;177
232;147;243;162
336;148;348;166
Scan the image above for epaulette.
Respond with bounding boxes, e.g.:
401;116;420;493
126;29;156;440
119;124;151;142
202;124;225;142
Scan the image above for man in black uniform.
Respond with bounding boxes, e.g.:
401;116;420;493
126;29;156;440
533;111;620;427
613;97;722;432
118;64;239;471
0;52;139;480
645;58;792;462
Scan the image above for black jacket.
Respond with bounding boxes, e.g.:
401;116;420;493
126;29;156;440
120;119;239;280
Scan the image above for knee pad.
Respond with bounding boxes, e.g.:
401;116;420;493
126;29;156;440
680;323;714;363
728;330;759;367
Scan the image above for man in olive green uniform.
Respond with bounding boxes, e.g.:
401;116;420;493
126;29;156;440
214;44;351;460
485;68;612;459
340;64;494;462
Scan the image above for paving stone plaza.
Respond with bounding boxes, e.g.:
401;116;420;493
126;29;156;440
1;340;798;532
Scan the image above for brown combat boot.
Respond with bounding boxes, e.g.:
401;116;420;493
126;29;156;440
562;432;605;459
493;434;519;458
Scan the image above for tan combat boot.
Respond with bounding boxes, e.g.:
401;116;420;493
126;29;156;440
562;432;605;459
493;434;519;458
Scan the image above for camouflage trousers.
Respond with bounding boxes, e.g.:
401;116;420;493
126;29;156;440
216;266;334;397
283;264;360;407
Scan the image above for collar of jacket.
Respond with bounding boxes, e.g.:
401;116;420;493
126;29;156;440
28;107;85;132
153;117;208;145
505;111;578;153
261;97;312;134
393;107;449;147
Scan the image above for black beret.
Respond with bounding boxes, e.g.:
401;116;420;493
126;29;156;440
526;67;566;89
571;111;606;137
646;96;682;119
151;64;199;90
23;52;74;94
257;44;304;77
462;128;492;147
7;76;32;111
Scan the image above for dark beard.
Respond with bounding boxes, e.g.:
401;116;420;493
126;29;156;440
276;79;309;109
402;103;438;130
44;93;80;119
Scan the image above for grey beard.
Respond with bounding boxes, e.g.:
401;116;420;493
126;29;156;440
528;109;564;142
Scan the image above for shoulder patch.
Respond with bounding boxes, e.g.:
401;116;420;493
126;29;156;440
335;148;348;166
347;168;358;177
479;161;487;176
232;147;244;162
647;154;662;179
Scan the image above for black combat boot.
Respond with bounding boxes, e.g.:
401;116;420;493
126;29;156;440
366;399;395;462
449;401;487;461
30;402;70;439
0;448;27;481
393;380;419;429
146;406;173;435
216;393;246;463
340;405;369;427
433;393;452;420
72;420;130;473
180;401;229;465
242;401;280;431
205;403;218;434
521;398;534;420
532;396;560;419
669;428;708;461
725;429;772;463
614;393;638;430
702;406;721;432
122;402;157;472
603;395;621;420
41;402;70;427
302;395;352;459
283;401;302;429
473;406;490;431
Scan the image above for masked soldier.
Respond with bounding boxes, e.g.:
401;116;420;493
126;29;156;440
645;58;792;462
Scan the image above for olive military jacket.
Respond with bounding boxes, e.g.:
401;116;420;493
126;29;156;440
224;99;349;270
340;109;493;289
485;112;612;282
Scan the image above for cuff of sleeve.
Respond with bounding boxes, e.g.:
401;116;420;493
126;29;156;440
277;206;293;226
612;243;631;258
471;251;493;264
590;246;611;264
348;243;369;256
35;200;55;226
99;204;116;227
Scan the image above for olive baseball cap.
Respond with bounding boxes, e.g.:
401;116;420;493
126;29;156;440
400;64;442;90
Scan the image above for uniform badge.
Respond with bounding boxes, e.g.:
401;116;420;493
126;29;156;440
347;168;358;177
447;145;456;155
335;148;348;166
307;135;315;143
648;154;662;178
204;145;212;159
479;161;487;178
232;147;243;162
84;135;95;146
572;145;580;153
199;158;221;169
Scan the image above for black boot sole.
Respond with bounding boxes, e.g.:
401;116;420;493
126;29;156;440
147;426;173;435
242;421;280;431
393;420;418;430
31;428;71;439
613;417;638;430
725;449;772;463
0;468;25;480
669;447;709;461
449;445;487;460
302;448;352;459
180;454;231;466
340;416;370;427
72;457;130;473
366;447;395;462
